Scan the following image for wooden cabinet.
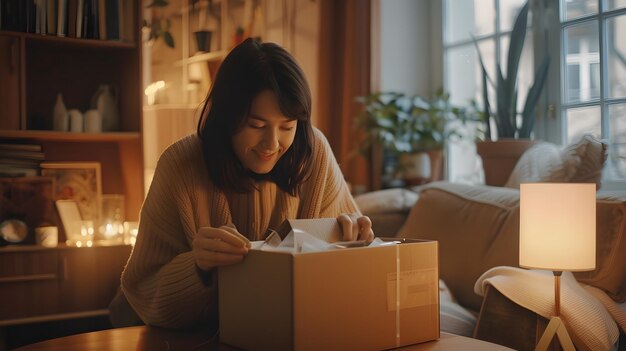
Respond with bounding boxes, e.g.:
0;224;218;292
0;0;144;220
0;244;132;325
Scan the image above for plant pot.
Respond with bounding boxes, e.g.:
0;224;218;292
397;149;444;186
476;139;536;186
194;30;212;53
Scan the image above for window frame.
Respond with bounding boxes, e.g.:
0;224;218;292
551;1;626;188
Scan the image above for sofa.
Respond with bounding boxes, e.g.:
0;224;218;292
353;135;626;350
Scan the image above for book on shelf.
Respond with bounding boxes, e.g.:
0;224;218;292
1;0;130;43
119;0;133;43
56;0;67;36
0;142;45;177
82;0;99;39
0;164;39;178
35;0;46;34
0;150;45;161
104;0;118;40
0;143;43;152
46;0;56;35
97;0;105;40
67;0;77;37
75;0;83;37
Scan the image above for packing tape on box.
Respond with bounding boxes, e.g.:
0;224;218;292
388;243;438;347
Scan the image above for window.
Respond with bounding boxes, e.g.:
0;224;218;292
443;0;626;185
560;0;626;182
443;0;528;183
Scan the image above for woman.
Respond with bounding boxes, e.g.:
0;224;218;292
121;38;373;329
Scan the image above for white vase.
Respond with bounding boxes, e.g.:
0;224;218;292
84;109;102;133
68;109;83;132
52;93;68;131
92;85;119;132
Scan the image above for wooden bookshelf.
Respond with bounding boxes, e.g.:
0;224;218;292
0;0;144;221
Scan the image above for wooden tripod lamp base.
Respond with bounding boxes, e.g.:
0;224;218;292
535;316;575;351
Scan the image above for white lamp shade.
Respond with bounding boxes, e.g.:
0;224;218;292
519;183;596;271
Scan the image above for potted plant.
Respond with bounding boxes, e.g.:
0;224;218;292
144;0;175;48
191;0;217;53
472;0;550;186
355;89;468;186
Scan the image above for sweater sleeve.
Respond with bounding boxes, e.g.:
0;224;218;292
121;137;217;329
299;128;360;218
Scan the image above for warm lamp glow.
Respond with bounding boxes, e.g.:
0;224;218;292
519;183;596;271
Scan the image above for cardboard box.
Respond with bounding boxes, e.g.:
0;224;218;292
218;238;439;351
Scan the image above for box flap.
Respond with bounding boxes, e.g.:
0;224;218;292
276;218;342;243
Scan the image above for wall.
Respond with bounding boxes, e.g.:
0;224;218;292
378;0;442;96
264;0;320;123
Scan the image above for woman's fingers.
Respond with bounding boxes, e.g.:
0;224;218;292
198;226;249;248
337;214;354;241
221;225;252;248
357;216;375;243
194;226;250;271
338;214;375;242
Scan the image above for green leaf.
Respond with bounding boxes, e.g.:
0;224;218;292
520;56;550;138
163;31;175;48
505;2;529;103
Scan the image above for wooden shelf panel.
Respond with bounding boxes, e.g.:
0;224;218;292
0;30;136;49
175;50;227;66
0;130;140;142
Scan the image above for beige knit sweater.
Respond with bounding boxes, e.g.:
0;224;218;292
121;128;359;328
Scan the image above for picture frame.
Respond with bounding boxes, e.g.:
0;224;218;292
55;200;83;238
40;162;102;223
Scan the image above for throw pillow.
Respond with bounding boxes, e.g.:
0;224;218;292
504;142;564;188
504;134;608;189
560;133;608;188
353;188;419;215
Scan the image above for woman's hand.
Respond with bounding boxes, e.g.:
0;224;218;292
336;214;375;243
193;225;250;271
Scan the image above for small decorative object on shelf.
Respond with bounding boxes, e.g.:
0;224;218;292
192;0;214;53
35;225;58;247
53;93;69;132
92;84;120;131
194;30;212;53
99;194;125;243
68;109;84;132
84;109;102;132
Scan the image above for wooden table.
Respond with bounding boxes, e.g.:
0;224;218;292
14;326;514;350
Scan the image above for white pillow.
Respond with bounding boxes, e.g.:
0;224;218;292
505;134;608;189
504;142;563;188
354;188;419;215
561;134;608;187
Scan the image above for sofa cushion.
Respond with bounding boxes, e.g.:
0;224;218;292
354;188;418;215
355;188;419;237
505;134;608;189
397;182;521;311
398;182;626;312
574;193;626;302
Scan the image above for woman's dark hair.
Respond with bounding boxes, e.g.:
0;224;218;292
197;38;313;196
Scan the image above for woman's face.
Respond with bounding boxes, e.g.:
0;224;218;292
232;90;298;174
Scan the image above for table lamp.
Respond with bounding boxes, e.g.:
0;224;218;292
519;183;596;351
